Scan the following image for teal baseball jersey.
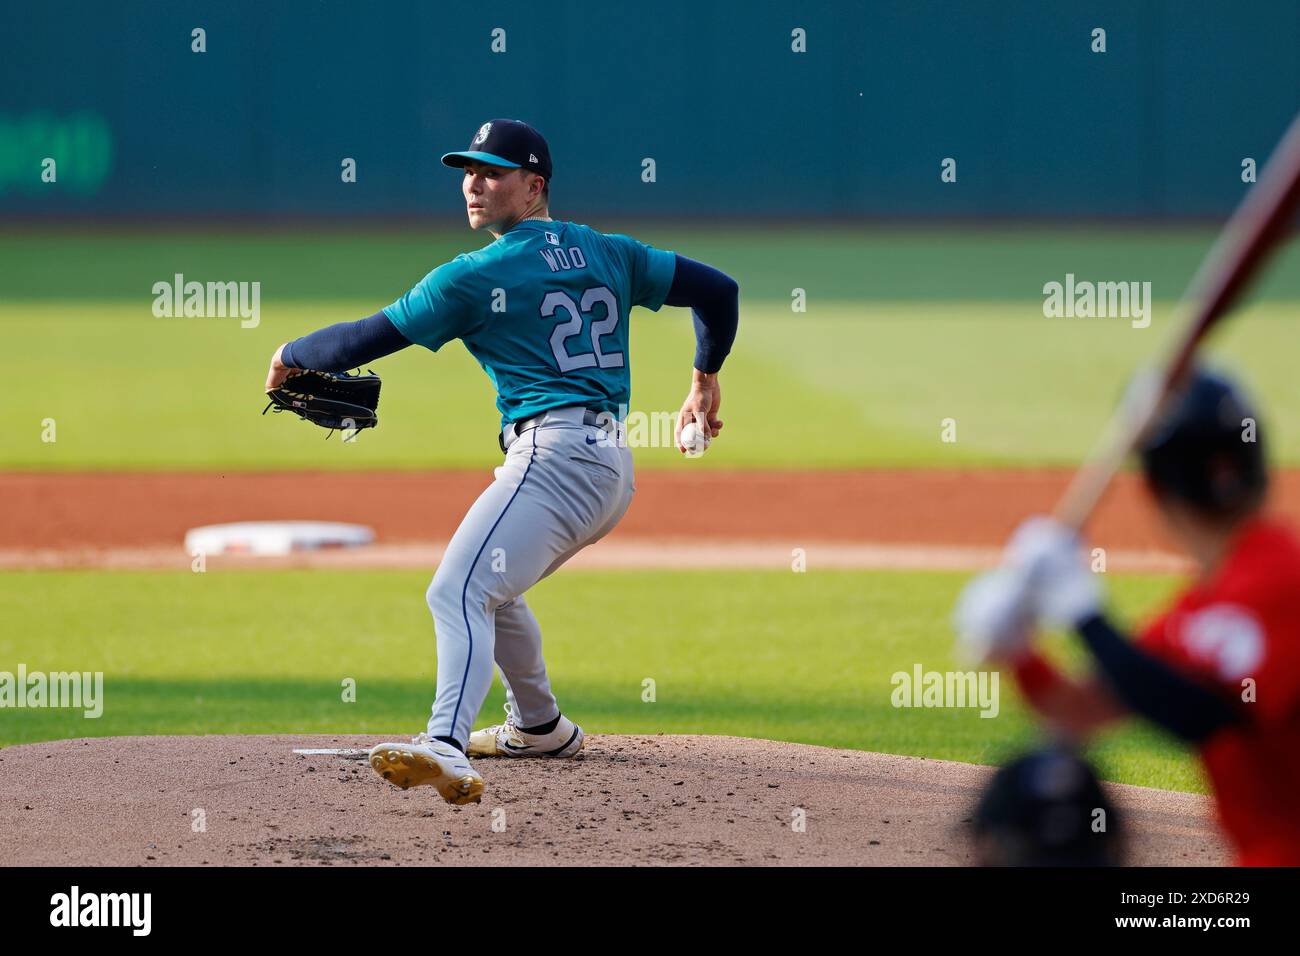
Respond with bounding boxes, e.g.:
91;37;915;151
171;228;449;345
384;219;676;423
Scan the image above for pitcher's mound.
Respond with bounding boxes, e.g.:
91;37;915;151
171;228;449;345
0;734;1229;866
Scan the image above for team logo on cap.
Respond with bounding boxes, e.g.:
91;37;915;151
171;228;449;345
473;122;491;145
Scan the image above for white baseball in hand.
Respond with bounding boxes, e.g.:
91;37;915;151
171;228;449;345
680;422;710;458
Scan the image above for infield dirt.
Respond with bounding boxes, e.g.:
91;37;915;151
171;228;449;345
0;734;1229;866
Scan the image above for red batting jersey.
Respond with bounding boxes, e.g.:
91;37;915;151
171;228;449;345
1139;517;1300;866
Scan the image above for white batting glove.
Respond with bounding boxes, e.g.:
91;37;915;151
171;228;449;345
953;565;1035;665
1006;516;1103;631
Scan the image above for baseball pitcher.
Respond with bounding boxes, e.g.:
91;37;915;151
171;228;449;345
263;119;740;804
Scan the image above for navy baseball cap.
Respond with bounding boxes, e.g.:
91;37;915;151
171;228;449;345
441;119;552;181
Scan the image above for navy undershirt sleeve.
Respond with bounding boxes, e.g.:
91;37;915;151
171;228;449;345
663;254;739;374
1077;614;1242;743
280;311;412;372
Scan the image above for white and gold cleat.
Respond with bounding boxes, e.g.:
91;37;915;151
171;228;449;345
368;735;484;805
468;704;584;759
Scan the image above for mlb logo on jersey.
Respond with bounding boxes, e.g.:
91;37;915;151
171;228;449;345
545;232;560;245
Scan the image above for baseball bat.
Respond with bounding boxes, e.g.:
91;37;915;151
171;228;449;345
1054;107;1300;530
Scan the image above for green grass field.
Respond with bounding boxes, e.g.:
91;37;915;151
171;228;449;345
0;565;1204;793
4;227;1299;469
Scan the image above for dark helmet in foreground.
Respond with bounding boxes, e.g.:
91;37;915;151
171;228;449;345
1138;366;1268;520
972;746;1123;866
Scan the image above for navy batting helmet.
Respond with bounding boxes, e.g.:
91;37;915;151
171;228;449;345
1138;366;1268;519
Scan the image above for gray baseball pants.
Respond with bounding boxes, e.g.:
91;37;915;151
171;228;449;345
424;406;634;748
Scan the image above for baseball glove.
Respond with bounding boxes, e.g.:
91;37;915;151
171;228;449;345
263;368;381;435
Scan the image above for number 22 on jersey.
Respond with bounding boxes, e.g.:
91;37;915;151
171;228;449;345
542;286;624;372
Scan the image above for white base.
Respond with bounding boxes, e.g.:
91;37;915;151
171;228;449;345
183;521;375;556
